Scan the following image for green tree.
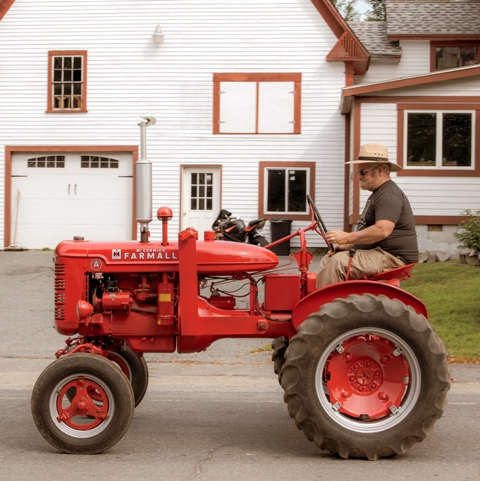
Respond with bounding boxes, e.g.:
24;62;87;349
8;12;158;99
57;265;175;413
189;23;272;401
364;0;386;21
331;0;361;21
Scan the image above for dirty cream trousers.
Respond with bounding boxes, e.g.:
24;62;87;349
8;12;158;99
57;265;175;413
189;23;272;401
315;247;405;288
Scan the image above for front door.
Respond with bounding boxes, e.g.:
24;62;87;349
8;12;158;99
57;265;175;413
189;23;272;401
181;166;221;234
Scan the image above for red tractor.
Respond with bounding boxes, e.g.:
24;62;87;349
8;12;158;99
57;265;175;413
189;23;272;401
31;120;450;460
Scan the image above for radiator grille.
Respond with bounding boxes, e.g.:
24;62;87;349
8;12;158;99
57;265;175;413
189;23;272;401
54;263;66;321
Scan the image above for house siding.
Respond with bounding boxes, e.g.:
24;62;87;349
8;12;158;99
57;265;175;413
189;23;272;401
354;40;431;85
355;98;480;257
0;0;347;248
359;100;480;210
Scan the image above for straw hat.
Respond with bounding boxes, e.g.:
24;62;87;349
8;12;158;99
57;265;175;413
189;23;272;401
347;143;402;172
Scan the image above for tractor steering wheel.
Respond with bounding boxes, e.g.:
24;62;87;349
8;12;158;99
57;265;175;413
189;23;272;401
306;195;334;253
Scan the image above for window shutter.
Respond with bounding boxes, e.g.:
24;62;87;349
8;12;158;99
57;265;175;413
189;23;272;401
219;82;256;133
258;82;295;133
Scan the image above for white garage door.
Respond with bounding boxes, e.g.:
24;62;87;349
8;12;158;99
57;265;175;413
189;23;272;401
11;152;133;249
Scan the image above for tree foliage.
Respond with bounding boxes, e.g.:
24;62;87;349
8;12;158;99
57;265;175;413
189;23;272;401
364;0;386;21
330;0;386;22
331;0;361;21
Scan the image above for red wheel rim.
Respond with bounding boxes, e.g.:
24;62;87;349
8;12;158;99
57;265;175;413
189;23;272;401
56;376;110;430
326;335;410;419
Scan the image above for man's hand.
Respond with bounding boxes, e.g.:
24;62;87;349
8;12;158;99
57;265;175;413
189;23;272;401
325;231;353;256
325;230;351;245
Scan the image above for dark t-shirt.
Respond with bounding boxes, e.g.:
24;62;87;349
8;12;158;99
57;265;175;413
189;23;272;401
355;180;419;264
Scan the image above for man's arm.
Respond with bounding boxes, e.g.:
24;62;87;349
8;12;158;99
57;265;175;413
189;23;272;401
325;220;395;247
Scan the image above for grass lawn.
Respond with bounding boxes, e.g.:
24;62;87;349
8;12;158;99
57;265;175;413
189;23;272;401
401;260;480;363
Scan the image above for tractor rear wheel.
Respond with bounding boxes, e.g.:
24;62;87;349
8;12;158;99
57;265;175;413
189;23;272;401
108;347;149;407
272;337;289;384
32;353;135;454
281;294;450;460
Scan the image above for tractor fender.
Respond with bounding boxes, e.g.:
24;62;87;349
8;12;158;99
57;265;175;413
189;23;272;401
291;280;428;332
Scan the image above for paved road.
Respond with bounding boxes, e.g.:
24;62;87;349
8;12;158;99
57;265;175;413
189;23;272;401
0;251;479;480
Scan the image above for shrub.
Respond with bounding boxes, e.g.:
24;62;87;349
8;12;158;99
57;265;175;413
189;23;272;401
455;210;480;253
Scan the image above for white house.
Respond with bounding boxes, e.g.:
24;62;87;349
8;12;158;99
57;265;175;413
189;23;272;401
0;0;479;259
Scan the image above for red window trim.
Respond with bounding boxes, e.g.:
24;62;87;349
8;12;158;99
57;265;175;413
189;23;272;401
47;50;88;113
397;102;480;177
213;73;301;134
258;161;315;220
430;41;480;72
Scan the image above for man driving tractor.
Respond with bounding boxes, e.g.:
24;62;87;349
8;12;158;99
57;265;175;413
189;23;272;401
316;143;418;288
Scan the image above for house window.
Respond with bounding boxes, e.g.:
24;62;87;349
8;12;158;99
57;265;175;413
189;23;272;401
431;42;478;71
406;111;474;168
27;155;65;168
259;161;315;220
47;51;87;112
213;73;301;134
190;172;213;211
81;156;119;169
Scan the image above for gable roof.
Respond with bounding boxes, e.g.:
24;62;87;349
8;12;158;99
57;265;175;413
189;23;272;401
348;21;401;61
307;0;371;75
350;0;480;60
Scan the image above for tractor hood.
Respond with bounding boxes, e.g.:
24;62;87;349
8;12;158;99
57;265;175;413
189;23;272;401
55;238;279;275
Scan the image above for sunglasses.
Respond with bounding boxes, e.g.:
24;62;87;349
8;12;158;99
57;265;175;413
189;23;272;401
356;166;377;176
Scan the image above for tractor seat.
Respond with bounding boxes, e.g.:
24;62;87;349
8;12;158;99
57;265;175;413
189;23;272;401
366;263;415;287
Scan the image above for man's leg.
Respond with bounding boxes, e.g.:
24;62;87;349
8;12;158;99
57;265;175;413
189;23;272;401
348;248;405;281
316;248;405;288
315;251;351;288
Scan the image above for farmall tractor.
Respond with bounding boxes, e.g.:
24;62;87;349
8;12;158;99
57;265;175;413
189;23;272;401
31;119;450;460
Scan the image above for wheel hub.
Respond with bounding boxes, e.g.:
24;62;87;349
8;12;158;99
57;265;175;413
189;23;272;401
326;336;409;419
56;376;110;430
350;359;382;393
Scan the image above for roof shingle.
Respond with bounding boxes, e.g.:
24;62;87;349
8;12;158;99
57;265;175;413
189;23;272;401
386;0;480;36
348;21;402;58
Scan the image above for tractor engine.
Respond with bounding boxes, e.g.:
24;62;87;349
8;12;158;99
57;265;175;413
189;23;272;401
91;273;175;325
53;229;278;354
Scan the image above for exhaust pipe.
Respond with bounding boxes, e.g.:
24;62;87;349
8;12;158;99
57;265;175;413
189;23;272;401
136;116;156;243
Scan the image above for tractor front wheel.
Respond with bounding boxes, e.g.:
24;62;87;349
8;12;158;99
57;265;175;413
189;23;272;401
281;294;450;460
107;347;149;407
31;353;135;454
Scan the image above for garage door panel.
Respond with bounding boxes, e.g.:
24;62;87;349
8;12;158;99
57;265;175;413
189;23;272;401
11;152;133;249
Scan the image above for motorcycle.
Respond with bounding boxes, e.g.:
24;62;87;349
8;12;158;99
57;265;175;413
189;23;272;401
212;209;268;246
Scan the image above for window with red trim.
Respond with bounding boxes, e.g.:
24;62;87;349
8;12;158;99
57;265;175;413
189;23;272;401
431;41;479;71
259;161;315;220
406;111;473;168
213;73;301;134
397;102;480;177
47;51;87;112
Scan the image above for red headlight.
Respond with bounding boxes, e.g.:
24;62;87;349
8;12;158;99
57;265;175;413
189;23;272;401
76;300;94;321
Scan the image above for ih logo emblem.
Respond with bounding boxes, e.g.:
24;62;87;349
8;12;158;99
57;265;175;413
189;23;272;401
112;249;121;260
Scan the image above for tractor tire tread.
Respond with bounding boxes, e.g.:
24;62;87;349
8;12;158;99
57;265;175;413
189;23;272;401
272;337;289;384
280;294;450;460
31;353;135;454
